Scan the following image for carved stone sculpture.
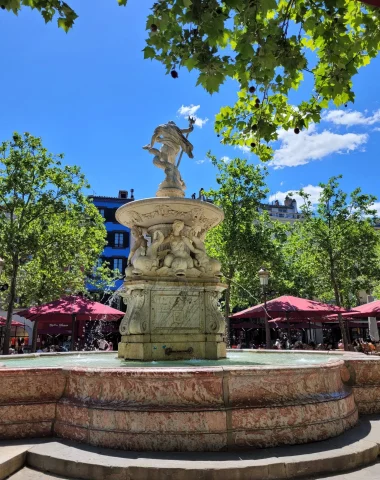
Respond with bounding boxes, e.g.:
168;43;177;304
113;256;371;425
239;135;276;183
132;230;164;276
143;119;195;198
127;226;147;266
157;220;201;277
117;120;227;361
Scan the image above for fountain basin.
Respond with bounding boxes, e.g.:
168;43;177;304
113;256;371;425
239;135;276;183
0;350;367;451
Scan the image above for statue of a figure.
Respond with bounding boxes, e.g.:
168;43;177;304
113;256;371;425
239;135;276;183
143;119;195;197
159;220;202;277
127;226;147;266
126;229;165;277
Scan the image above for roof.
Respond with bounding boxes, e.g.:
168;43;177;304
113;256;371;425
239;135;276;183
88;195;134;203
230;295;348;319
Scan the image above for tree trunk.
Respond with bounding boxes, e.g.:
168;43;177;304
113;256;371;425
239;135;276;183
328;253;349;351
32;321;38;352
2;263;19;355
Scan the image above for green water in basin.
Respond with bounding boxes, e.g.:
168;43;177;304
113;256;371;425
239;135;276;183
0;351;340;368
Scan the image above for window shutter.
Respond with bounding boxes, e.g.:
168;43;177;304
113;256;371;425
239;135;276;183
123;232;129;248
122;258;128;274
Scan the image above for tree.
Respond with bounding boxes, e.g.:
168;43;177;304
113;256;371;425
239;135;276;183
204;154;285;344
144;0;380;161
0;132;107;354
289;176;380;350
0;0;79;32
5;2;380;158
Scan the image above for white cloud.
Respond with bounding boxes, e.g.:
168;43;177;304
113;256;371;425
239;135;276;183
373;127;380;132
196;159;207;165
236;145;251;154
269;185;323;207
373;202;380;217
324;109;380;127
280;181;284;186
221;156;231;163
177;104;209;128
270;124;367;169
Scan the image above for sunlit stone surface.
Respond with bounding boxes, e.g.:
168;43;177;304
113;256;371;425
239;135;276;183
116;120;227;361
0;350;375;451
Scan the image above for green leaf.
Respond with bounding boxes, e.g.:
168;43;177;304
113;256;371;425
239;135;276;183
143;46;156;59
184;56;198;71
57;17;69;33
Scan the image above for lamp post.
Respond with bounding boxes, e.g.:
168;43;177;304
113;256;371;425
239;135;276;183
259;267;271;349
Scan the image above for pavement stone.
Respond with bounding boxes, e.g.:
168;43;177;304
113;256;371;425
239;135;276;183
9;467;76;479
308;461;380;479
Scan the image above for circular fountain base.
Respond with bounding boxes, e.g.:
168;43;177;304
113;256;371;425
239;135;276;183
0;351;361;452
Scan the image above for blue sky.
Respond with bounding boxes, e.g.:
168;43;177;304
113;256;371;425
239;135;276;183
0;0;379;211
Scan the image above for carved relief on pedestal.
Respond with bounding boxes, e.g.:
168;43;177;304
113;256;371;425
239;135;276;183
151;290;202;332
205;290;225;334
119;288;150;335
126;219;222;280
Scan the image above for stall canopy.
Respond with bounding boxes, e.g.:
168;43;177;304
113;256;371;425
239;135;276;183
341;300;380;319
230;295;348;320
18;295;124;349
268;318;323;329
0;318;24;327
230;321;264;329
18;295;124;323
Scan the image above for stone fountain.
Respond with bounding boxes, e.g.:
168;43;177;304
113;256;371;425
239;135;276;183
0;120;369;462
116;119;227;361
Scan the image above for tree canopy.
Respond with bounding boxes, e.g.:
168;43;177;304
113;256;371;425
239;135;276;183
144;0;380;161
0;132;108;354
284;176;380;349
3;1;380;161
204;154;287;343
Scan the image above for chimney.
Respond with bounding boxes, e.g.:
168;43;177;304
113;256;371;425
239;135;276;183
118;190;128;199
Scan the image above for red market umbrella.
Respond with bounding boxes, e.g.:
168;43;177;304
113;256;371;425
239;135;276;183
18;295;124;350
341;301;380;319
0;319;24;327
269;320;323;329
230;296;347;320
230;322;264;329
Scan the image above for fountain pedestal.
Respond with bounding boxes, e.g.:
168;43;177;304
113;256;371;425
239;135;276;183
118;279;226;360
116;197;226;361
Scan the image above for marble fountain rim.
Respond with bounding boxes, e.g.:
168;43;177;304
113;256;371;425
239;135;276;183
0;349;364;374
115;197;224;229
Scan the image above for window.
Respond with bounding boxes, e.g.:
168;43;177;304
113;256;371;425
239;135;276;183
99;208;105;218
113;258;123;272
114;233;124;248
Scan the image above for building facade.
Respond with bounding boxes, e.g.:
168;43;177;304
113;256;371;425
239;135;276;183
260;196;304;225
88;189;135;296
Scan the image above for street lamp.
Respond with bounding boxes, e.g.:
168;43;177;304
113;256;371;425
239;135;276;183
258;267;271;349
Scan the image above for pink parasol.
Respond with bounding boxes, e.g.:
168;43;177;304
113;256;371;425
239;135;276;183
0;318;24;327
18;295;124;350
18;295;124;322
230;295;348;320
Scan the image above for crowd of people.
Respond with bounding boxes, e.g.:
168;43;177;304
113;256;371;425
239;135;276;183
233;337;380;354
7;336;115;354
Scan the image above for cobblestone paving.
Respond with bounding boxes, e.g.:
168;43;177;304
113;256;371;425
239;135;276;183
10;462;380;480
